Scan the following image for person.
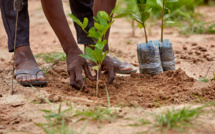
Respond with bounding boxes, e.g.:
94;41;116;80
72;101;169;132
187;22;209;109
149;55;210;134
0;0;136;89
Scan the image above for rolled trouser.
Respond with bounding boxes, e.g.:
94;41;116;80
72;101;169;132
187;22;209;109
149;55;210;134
69;0;109;51
0;0;30;52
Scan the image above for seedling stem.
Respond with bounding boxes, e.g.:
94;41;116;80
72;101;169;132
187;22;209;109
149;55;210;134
161;0;165;42
143;22;148;43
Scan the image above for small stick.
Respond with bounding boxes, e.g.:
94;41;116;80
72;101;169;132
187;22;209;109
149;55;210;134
11;11;19;95
204;63;213;78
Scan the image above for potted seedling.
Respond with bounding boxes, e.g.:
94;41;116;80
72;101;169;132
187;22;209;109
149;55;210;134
127;0;163;76
115;0;163;76
156;0;178;71
69;11;114;96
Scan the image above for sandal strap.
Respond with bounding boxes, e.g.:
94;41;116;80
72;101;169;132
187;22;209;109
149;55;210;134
15;68;41;77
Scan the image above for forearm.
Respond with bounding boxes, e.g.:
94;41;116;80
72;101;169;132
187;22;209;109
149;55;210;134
41;0;80;54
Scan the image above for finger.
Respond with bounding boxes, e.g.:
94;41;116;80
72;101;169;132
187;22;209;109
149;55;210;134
22;75;27;82
83;65;96;81
70;72;82;90
107;65;115;85
75;68;86;90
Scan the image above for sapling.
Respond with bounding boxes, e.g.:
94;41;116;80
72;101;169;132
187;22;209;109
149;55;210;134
156;0;178;42
69;11;114;96
115;0;151;43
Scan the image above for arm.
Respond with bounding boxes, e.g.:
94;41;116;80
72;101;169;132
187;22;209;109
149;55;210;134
41;0;95;89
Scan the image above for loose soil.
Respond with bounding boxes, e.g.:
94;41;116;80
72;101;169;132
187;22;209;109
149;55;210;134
0;1;215;134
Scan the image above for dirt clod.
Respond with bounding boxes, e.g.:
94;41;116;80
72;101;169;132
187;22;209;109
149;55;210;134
48;94;62;103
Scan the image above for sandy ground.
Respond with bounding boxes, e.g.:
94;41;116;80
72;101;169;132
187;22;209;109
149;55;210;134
0;1;215;134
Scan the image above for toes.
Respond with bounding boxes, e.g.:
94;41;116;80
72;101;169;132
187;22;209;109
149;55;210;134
37;71;46;81
30;74;36;81
22;75;27;82
26;74;31;82
16;74;23;82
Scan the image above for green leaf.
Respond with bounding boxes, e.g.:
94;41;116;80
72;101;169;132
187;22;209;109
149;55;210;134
95;40;107;50
101;51;108;63
138;23;143;29
88;27;100;39
95;22;105;31
148;8;152;13
97;12;108;26
130;14;143;24
141;12;150;21
113;12;132;19
100;11;110;21
85;47;97;63
100;21;114;38
93;16;99;22
82;18;89;29
137;4;147;12
80;54;94;62
166;0;178;2
110;7;116;16
166;21;175;24
156;0;163;8
93;49;102;63
93;66;99;71
166;7;171;14
69;14;83;28
136;0;147;5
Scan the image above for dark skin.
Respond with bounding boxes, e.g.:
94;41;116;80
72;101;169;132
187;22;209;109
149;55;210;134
40;0;117;89
15;46;46;82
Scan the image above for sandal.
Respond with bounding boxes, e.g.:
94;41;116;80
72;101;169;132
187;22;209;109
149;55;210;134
15;68;47;86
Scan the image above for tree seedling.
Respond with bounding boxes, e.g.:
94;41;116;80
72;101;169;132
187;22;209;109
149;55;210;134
69;11;114;96
156;0;178;42
115;0;151;43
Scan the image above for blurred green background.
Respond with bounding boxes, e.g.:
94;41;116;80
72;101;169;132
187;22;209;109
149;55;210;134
115;0;215;35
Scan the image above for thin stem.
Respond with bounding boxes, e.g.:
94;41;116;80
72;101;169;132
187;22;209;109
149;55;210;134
105;85;111;110
96;65;100;96
143;22;148;44
161;0;165;42
11;11;19;95
82;29;97;44
132;20;135;37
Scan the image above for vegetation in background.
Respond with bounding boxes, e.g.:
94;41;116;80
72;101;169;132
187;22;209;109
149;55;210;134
115;0;138;36
69;11;114;95
35;52;66;63
115;0;151;43
116;0;215;35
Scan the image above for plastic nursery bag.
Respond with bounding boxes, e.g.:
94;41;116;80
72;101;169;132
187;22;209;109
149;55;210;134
158;39;175;71
137;40;163;76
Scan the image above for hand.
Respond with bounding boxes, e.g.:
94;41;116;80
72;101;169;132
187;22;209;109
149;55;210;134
101;56;116;85
66;50;95;90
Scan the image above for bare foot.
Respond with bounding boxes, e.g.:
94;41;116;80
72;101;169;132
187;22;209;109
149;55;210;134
14;46;46;82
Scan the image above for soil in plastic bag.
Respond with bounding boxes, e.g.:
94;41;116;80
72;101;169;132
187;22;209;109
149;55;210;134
137;40;163;76
158;39;176;71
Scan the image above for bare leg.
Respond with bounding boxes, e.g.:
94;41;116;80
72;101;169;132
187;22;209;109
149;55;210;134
15;46;46;82
0;0;46;83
